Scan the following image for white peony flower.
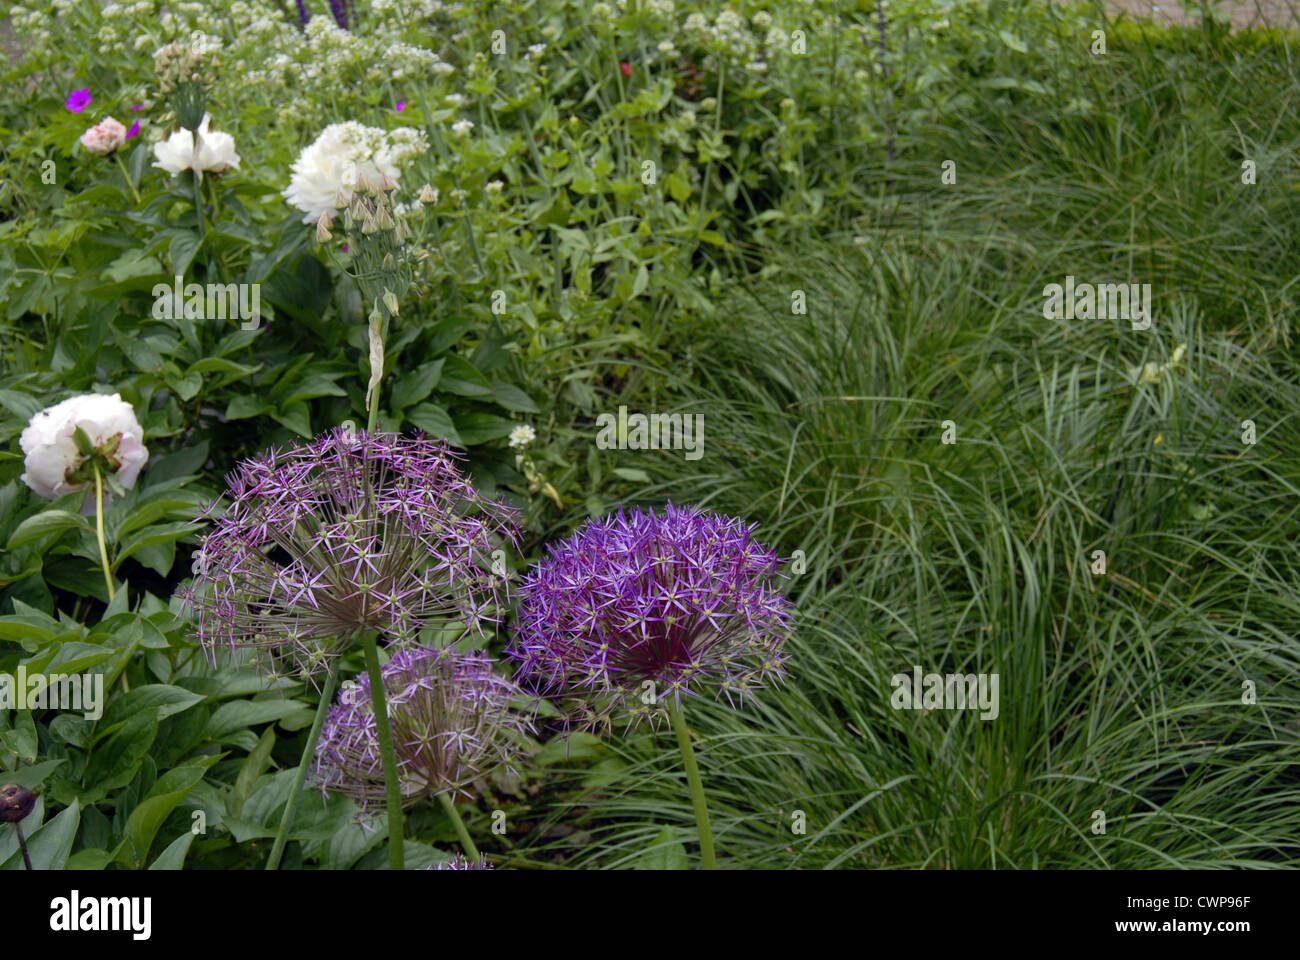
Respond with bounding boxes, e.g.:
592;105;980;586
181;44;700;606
80;116;127;156
282;121;424;224
152;114;240;176
20;393;148;500
508;424;536;449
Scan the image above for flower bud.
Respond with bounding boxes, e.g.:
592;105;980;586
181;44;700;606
377;171;397;193
316;210;333;242
383;290;400;316
376;205;395;231
419;183;437;204
361;210;378;235
0;784;35;823
382;252;396;270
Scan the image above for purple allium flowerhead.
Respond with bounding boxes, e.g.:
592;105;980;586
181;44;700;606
506;503;794;730
428;853;493;870
180;427;520;681
313;646;534;813
65;89;91;112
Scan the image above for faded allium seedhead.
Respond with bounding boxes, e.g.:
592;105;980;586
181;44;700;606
179;428;519;680
507;503;793;730
313;646;534;813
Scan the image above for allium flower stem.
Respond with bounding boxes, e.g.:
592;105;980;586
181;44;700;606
267;663;341;870
92;463;116;602
437;791;480;859
365;315;384;432
362;631;405;870
667;701;716;870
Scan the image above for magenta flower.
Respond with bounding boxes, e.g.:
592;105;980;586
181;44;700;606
396;101;406;112
180;427;520;680
131;104;143;111
65;89;91;113
507;504;793;729
126;120;140;139
313;646;534;814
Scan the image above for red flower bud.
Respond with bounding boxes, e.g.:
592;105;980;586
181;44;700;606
620;61;632;78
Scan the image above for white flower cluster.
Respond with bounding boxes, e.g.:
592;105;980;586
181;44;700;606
384;41;443;80
283;121;430;223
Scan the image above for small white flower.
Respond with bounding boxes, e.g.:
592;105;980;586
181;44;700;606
508;424;536;449
528;42;546;58
444;93;465;106
486;179;504;193
658;39;675;54
451;119;474;137
20;393;149;500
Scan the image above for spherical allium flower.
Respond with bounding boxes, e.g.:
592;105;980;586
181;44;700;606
429;853;494;870
79;116;127;155
19;393;148;501
507;504;793;729
313;646;534;814
180;428;519;680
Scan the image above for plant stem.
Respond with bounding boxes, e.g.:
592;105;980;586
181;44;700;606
267;664;340;870
362;631;404;870
666;700;715;869
191;167;206;241
113;153;141;204
438;791;479;860
92;464;115;602
14;823;31;870
365;312;384;434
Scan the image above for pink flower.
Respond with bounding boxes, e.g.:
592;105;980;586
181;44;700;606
80;116;128;156
65;89;92;112
396;101;405;112
127;120;140;139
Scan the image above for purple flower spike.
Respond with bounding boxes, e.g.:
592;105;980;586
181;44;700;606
329;0;349;29
65;89;91;113
313;646;534;814
507;503;794;730
180;428;520;681
430;853;494;870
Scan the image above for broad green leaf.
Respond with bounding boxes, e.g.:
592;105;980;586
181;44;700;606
7;510;91;549
147;831;195;870
635;826;688;870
